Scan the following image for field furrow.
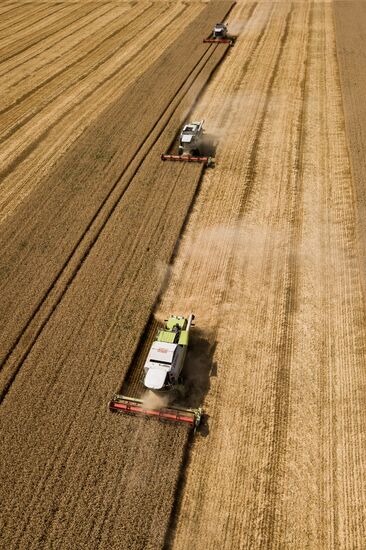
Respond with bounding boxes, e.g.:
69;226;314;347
0;2;117;80
0;3;70;45
0;3;89;61
0;2;204;224
0;4;51;32
0;2;158;134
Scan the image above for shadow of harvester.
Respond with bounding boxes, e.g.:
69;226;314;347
166;132;218;158
200;133;218;158
180;328;217;436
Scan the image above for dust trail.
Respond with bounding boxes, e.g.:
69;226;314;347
155;258;173;283
187;89;288;157
226;17;250;37
156;217;350;336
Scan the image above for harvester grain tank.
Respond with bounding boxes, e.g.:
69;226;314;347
109;314;202;430
161;121;213;166
203;22;236;45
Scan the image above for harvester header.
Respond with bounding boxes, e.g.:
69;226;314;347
109;395;202;430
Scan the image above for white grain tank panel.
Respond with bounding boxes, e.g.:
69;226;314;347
149;341;176;363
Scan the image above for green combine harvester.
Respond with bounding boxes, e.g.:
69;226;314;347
109;314;202;430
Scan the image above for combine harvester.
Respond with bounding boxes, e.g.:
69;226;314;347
203;23;236;46
110;314;202;430
161;120;214;167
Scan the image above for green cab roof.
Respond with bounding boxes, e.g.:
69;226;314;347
165;316;187;330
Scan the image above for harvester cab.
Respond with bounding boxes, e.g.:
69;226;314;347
109;313;203;430
213;22;228;38
161;121;214;166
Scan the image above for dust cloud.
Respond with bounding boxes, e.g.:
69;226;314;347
155;258;173;282
141;390;171;410
156;215;351;333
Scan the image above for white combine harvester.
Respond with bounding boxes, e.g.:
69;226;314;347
161;120;213;166
109;314;202;430
178;121;204;157
203;22;236;45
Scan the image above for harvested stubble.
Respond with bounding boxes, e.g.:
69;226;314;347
0;3;159;124
0;2;234;548
334;2;366;297
161;1;366;548
0;3;131;87
0;3;90;60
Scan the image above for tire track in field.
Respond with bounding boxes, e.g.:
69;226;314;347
120;0;263;402
0;8;234;399
15;164;197;545
0;6;235;538
5;160;195;548
0;2;116;79
0;2;165;143
0;3;94;64
0;0;257;402
125;8;296;541
0;43;218;397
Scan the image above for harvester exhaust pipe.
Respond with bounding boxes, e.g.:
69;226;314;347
186;313;195;331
